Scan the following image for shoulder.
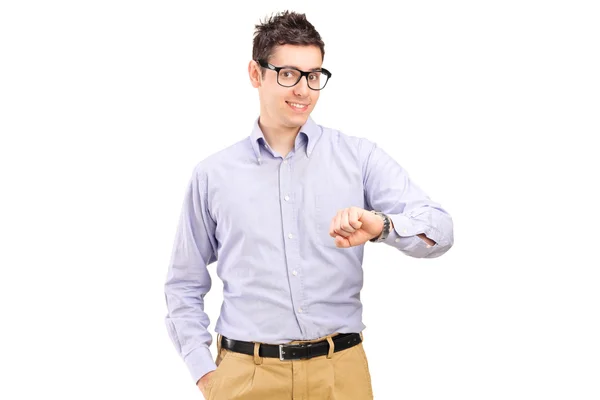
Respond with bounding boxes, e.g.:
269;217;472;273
318;122;377;158
190;137;253;177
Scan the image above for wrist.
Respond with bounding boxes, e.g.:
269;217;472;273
369;211;391;243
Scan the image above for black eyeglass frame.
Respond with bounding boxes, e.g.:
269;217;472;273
256;59;332;91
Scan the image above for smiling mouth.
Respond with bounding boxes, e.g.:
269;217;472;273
286;101;309;111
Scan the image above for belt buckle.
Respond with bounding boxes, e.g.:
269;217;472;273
279;343;312;361
279;344;285;361
279;343;301;361
279;344;297;361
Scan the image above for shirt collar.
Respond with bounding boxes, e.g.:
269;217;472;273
249;116;322;165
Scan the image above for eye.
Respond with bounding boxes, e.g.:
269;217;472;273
280;69;299;79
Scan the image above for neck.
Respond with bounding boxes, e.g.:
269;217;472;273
258;116;302;157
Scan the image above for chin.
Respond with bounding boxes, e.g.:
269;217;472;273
281;116;307;129
291;113;310;125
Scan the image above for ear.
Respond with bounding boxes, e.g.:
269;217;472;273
248;60;262;88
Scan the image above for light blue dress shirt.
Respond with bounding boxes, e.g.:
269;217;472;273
164;116;454;383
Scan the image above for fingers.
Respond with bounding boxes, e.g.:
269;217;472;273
333;210;350;237
348;208;362;230
329;215;336;238
334;234;351;248
330;211;345;238
330;207;363;238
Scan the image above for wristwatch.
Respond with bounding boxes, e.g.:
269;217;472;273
369;211;391;243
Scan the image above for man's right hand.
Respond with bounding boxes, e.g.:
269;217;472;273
197;371;214;399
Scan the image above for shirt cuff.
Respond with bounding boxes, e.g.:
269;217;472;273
384;213;438;249
184;346;217;385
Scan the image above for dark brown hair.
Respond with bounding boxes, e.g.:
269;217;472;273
253;10;325;73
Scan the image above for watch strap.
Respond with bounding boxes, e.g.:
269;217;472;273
369;211;391;243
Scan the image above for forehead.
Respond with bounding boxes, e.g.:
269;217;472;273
269;44;323;70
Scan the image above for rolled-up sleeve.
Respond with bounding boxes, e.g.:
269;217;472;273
164;164;219;384
360;139;454;258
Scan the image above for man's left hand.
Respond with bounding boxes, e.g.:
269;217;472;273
328;207;386;248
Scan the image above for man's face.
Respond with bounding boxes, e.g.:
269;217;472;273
255;44;323;130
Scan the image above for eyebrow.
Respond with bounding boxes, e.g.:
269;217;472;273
280;65;322;72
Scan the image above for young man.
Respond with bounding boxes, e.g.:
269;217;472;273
164;10;453;400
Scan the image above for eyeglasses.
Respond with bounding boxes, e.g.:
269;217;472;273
256;59;332;90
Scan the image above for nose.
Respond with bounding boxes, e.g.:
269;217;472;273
293;76;310;97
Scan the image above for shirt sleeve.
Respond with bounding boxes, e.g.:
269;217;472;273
360;139;454;258
164;164;219;384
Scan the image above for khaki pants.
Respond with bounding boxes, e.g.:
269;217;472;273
204;332;374;400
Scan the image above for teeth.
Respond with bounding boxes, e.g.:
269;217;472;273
289;102;307;108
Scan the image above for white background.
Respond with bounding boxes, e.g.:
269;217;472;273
1;1;599;399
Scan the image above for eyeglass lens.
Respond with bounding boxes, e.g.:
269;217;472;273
277;69;328;90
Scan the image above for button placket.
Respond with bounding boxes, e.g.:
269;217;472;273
279;156;306;332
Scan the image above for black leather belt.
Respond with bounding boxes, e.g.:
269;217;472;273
220;333;362;361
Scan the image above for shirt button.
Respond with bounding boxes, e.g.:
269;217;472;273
403;228;407;234
257;157;261;162
288;233;294;239
298;308;303;313
283;159;288;164
284;195;290;201
395;238;401;243
292;270;298;276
